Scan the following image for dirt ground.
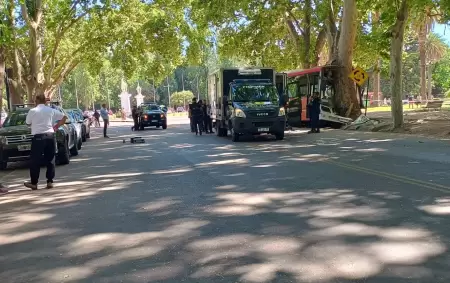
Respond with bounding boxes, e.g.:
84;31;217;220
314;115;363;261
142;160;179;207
351;109;450;138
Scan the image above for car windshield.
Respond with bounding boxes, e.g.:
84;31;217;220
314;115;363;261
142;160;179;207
3;112;28;127
231;84;279;103
142;104;160;111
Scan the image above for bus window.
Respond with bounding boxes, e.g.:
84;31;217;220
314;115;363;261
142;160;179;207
310;74;319;95
298;76;308;97
287;83;298;98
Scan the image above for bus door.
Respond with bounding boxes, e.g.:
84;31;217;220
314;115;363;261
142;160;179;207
286;81;301;127
275;73;287;105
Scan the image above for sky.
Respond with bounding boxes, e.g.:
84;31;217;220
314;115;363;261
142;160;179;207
433;23;450;45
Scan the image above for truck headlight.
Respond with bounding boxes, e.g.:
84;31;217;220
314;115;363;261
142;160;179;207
234;109;246;118
278;107;286;116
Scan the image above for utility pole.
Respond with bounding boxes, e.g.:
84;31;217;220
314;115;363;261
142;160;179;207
166;77;171;107
74;77;79;109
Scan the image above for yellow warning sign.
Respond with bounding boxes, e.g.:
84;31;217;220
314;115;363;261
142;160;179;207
349;67;369;86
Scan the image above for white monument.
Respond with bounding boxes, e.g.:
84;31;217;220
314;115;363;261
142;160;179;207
135;83;144;106
119;77;131;115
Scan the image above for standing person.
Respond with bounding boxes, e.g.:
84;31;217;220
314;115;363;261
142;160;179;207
131;105;139;131
191;99;203;135
308;92;321;134
100;103;110;138
188;98;197;132
205;103;213;134
24;94;67;190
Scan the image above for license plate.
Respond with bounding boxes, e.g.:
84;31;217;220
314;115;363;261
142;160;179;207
258;127;269;132
151;120;158;122
18;144;31;151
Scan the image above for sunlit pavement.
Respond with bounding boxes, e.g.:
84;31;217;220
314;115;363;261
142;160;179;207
0;118;449;283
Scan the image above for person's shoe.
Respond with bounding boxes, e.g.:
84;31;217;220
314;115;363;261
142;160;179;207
24;182;38;190
46;182;54;189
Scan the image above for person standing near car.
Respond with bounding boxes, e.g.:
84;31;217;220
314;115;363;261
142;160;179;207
24;94;67;190
100;104;109;138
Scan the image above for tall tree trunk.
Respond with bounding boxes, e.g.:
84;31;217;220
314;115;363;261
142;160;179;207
418;21;427;101
427;64;432;98
390;0;408;128
0;46;4;112
333;0;360;118
372;11;381;104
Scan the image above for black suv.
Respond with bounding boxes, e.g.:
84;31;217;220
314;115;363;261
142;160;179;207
139;103;167;130
0;104;77;170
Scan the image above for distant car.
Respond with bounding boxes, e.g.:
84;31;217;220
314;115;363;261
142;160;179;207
0;104;77;170
139;103;167;130
67;109;91;142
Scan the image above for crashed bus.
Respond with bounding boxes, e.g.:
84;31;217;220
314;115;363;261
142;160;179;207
283;65;353;128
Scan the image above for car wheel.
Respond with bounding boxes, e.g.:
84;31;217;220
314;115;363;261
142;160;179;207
231;127;239;142
275;132;285;140
57;138;70;165
77;137;82;150
0;162;7;170
82;128;87;142
162;122;167;130
70;135;79;156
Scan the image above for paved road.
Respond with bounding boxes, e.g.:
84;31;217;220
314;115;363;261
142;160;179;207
0;118;449;283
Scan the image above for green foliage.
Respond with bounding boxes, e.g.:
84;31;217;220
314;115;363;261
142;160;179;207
170;90;194;107
433;49;450;93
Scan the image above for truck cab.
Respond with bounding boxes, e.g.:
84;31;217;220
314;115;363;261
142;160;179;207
210;68;286;142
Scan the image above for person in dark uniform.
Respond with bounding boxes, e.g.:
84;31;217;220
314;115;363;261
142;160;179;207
24;94;68;190
191;99;204;135
308;92;321;134
131;105;139;131
189;97;197;132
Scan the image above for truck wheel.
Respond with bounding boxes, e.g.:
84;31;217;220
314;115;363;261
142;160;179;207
57;139;70;165
162;122;167;129
275;132;285;140
0;162;7;170
231;128;239;142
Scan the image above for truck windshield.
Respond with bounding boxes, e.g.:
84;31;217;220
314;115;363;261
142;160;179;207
231;84;279;103
3;112;28;127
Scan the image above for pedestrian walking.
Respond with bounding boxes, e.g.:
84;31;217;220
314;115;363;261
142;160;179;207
24;94;68;190
191;99;203;135
93;110;100;127
100;104;110;138
188;97;197;132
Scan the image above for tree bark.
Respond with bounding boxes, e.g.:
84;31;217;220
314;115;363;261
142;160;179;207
0;46;4;112
333;0;360;119
390;0;409;128
418;19;427;101
372;11;381;103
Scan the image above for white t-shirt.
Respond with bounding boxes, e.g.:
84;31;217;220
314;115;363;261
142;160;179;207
26;104;65;135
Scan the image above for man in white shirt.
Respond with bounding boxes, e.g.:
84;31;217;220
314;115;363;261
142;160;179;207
100;103;109;138
24;94;67;190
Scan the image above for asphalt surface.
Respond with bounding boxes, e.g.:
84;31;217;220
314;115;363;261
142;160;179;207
0;117;449;283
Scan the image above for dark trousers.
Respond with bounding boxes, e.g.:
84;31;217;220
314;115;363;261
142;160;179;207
190;117;195;132
310;116;320;132
30;133;56;185
133;117;139;130
193;116;203;134
103;119;109;137
204;116;212;133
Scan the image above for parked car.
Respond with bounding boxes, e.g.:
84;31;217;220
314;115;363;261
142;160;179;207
0;104;77;170
66;110;83;150
67;109;90;142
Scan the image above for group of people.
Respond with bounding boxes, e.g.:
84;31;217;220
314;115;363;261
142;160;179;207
188;98;214;135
